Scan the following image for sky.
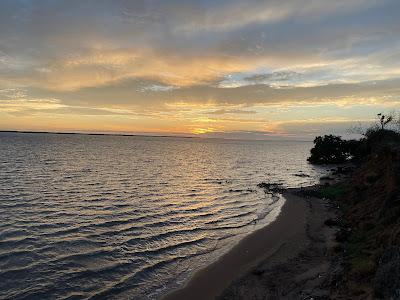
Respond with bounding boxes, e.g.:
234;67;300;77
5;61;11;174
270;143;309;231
1;0;400;139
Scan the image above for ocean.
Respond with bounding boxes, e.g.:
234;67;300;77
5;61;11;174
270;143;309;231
0;132;328;299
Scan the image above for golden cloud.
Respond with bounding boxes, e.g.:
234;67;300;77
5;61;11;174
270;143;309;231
28;48;256;91
20;45;340;92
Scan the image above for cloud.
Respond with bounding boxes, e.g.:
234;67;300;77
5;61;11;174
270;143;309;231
243;71;302;84
1;0;399;92
171;0;380;33
207;109;257;115
1;0;400;136
20;77;400;116
0;88;136;117
1;48;258;91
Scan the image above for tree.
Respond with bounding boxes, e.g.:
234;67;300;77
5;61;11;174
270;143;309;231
377;113;393;130
308;135;355;164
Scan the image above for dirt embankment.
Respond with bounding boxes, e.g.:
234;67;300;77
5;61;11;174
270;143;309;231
331;143;400;299
217;140;400;300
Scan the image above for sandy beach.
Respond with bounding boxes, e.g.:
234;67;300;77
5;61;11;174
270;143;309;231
163;188;337;300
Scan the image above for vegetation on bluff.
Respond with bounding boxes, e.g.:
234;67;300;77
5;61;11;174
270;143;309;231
309;113;400;298
329;138;400;299
308;135;359;164
308;113;400;165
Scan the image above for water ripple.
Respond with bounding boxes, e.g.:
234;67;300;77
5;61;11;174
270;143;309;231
0;133;327;299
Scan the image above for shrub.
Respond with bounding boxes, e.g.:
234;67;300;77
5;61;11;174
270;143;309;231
309;113;400;165
308;135;359;164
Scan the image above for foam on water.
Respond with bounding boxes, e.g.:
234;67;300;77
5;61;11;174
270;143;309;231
0;133;328;299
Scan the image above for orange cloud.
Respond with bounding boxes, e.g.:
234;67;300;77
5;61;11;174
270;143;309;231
18;45;340;92
28;48;255;91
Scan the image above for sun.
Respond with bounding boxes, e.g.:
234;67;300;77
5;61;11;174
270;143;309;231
191;127;215;135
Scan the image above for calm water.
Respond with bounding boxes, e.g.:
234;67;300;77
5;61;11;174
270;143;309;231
0;133;327;299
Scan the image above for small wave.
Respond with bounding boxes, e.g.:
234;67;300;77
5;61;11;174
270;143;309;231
213;218;258;231
124;227;204;246
87;251;205;300
0;228;29;240
204;210;255;226
134;236;209;257
0;236;39;250
0;134;321;299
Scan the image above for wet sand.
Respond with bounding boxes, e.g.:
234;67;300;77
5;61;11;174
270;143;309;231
162;188;337;300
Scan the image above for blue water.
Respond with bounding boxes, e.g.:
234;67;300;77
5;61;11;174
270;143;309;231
0;132;327;299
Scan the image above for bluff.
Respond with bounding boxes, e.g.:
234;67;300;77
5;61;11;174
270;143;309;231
332;132;400;299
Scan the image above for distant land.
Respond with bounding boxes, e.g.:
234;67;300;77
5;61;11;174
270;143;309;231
0;130;196;139
0;130;313;142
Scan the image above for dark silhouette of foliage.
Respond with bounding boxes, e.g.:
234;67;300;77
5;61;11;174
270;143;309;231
363;129;400;155
308;135;359;164
309;130;400;165
377;113;393;130
349;112;399;137
309;112;400;165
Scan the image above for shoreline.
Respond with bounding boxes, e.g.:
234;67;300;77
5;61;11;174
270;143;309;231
162;186;337;300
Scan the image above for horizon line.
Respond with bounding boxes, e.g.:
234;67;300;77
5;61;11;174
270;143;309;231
0;130;313;142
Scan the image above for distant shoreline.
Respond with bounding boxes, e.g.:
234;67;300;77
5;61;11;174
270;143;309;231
0;130;196;139
0;130;313;142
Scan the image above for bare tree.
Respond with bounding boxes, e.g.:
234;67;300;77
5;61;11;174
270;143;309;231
377;113;393;130
348;112;399;137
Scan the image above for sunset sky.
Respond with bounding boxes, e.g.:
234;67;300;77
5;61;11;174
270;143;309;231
1;0;400;139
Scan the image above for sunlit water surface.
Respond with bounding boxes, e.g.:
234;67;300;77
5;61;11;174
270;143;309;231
0;133;328;299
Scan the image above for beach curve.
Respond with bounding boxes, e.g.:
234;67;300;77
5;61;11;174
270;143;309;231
162;188;335;300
